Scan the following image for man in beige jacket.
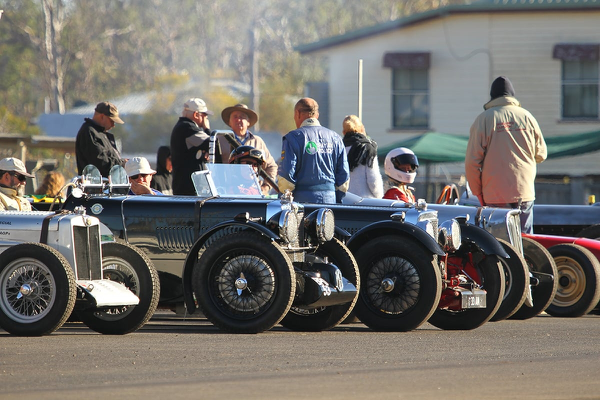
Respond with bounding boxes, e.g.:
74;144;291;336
465;76;547;234
0;157;34;211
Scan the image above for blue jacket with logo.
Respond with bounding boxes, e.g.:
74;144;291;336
278;118;349;204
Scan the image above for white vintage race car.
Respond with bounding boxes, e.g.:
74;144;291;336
0;208;159;336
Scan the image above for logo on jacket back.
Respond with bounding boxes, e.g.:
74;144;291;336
304;140;333;155
305;141;318;155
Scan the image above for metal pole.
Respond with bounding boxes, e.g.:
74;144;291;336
358;59;363;120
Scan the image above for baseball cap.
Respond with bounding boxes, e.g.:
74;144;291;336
95;101;124;124
184;98;213;115
0;157;34;178
125;157;156;177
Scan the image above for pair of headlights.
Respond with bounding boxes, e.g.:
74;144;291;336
278;208;335;245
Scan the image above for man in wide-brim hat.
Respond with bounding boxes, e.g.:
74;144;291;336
218;103;277;195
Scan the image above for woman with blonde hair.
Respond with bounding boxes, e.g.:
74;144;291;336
342;115;383;198
35;171;66;199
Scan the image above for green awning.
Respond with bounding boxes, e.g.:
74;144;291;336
377;130;600;163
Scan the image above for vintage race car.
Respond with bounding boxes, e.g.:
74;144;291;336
63;164;359;334
306;193;509;332
0;208;159;336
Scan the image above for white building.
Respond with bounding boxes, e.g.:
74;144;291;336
297;0;600;177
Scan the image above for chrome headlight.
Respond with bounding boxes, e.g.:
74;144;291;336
438;219;461;252
416;211;438;240
278;209;299;244
304;208;335;244
315;208;335;243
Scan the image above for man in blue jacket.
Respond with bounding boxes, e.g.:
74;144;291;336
278;98;349;204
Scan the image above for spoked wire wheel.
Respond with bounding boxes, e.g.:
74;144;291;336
353;236;441;332
193;232;295;333
76;242;160;334
0;243;75;336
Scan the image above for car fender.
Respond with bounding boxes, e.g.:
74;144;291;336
346;220;445;256
459;223;509;258
182;220;280;313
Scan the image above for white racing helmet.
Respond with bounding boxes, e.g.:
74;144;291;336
384;147;419;184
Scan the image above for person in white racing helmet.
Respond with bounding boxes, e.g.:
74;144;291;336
383;147;419;203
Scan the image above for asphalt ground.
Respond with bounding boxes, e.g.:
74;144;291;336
1;312;599;400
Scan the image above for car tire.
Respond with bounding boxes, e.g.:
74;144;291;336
545;244;600;318
491;239;528;321
352;236;441;332
280;238;360;331
193;232;295;333
510;237;558;320
429;254;504;330
0;243;76;336
76;242;160;334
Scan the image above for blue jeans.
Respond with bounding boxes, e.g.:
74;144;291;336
487;200;534;234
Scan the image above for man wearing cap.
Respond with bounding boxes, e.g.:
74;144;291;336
0;157;34;211
124;157;163;195
278;98;349;204
219;103;277;195
76;101;126;177
170;98;220;195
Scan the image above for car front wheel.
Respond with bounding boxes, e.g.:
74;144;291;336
0;243;76;336
352;236;442;332
76;242;160;334
429;253;504;330
510;237;558;320
281;238;359;331
193;232;295;333
546;244;600;317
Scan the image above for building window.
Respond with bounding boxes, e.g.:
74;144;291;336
553;44;599;120
561;60;598;119
383;52;430;130
392;68;429;129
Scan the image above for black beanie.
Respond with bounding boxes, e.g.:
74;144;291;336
490;76;515;99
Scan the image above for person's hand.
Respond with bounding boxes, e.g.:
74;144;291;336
203;118;210;130
130;180;155;195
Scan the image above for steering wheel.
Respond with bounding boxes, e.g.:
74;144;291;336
436;184;460;205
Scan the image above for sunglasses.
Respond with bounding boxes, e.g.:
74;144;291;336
130;173;151;180
8;171;27;182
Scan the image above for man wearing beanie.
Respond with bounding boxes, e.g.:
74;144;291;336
465;76;547;234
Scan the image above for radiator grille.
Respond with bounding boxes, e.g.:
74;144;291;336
73;225;102;280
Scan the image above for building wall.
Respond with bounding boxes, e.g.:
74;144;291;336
311;10;600;151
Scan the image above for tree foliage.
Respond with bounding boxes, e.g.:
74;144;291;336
0;0;469;152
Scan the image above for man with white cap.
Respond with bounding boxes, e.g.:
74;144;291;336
76;101;127;177
125;157;163;195
0;157;34;211
170;98;220;195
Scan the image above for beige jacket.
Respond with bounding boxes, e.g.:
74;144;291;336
465;96;547;204
0;186;32;211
